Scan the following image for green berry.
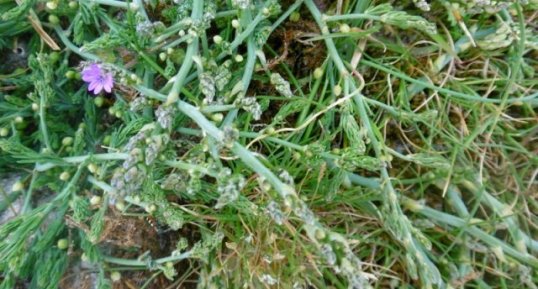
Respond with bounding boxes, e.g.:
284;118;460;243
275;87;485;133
103;135;111;145
62;136;74;146
290;12;300;22
48;14;60;25
65;70;77;79
313;67;324;79
94;96;104;107
49;51;60;63
57;238;69;249
0;127;9;137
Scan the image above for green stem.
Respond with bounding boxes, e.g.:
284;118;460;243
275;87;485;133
361;58;537;104
221;28;256;127
36;152;128;171
269;0;304;32
225;12;264;56
462;179;534;253
306;0;443;286
39;86;51;152
165;0;204;105
163;160;218;178
403;198;538;268
103;250;192;267
91;0;132;8
324;13;381;22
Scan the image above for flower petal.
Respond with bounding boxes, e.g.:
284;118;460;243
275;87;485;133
88;81;99;91
103;74;114;93
82;64;102;82
103;83;112;93
93;83;104;94
82;73;97;82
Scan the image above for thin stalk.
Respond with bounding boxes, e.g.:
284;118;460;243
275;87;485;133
324;13;381;22
220;12;264;59
360;58;538;104
306;0;442;286
162;35;189;50
91;0;132;9
163;160;218;178
269;0;304;32
54;26;100;61
221;32;256;127
462;179;535;253
39;89;51;151
136;84;367;278
165;0;204;105
35;152;128;171
403;198;538;268
177;125;384;190
103;251;192;267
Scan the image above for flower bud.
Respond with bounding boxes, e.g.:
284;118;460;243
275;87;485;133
211;113;223;123
46;1;58;10
87;163;98;174
12;181;24;192
115;200;126;211
59;171;71;181
145;204;157;213
339;23;351;33
110;271;121;282
232;19;240;28
213;35;223;44
333;85;342;96
90;195;102;206
313;67;324;79
31;103;39;111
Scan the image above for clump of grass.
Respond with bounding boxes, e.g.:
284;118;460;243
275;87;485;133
0;0;537;288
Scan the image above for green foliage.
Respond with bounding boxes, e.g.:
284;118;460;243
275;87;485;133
0;0;537;288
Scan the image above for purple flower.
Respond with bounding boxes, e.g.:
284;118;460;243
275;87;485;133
81;64;114;94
